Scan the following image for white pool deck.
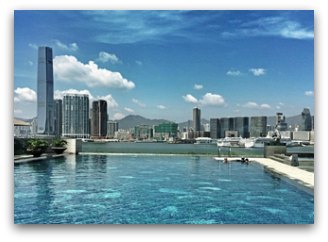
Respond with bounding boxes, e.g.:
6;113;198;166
214;157;314;190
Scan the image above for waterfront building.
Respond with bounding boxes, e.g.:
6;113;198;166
299;108;312;131
62;94;90;138
220;118;231;138
37;46;54;135
107;121;119;138
90;100;108;138
154;122;178;140
250;116;267;137
233;117;249;138
276;112;288;131
54;99;62;137
135;125;153;140
210;118;220;139
193;107;201;137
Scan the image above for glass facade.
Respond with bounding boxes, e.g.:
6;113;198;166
62;94;90;138
91;100;108;138
54;99;62;137
210;118;220;139
250;116;267;137
37;46;54;135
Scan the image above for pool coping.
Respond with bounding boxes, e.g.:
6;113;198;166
214;157;314;194
14;154;66;164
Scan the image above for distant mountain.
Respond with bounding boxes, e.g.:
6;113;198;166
267;114;304;128
178;119;209;129
117;115;171;130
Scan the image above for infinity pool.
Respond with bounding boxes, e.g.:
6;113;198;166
14;155;314;224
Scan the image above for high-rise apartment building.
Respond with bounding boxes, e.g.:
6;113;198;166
62;94;90;138
210;118;220;139
300;108;312;131
250;116;267;137
107;121;119;138
37;46;54;135
234;117;249;138
90;100;108;138
193;107;201;137
54;99;62;137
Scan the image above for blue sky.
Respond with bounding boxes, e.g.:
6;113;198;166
14;10;314;122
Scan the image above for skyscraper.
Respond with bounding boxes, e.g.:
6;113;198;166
91;100;108;138
210;118;220;139
54;99;62;137
250;116;267;137
37;46;54;135
300;108;312;131
107;121;119;138
193;107;201;133
62;94;90;138
234;117;249;138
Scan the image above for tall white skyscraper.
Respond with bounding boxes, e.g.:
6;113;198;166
37;46;54;135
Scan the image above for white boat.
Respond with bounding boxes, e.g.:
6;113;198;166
217;137;244;147
244;137;274;148
195;137;217;145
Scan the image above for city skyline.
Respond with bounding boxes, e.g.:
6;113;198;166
14;10;314;122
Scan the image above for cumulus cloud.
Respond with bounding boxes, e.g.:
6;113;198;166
54;89;94;100
113;113;125;120
249;68;266;76
54;89;118;108
97;94;119;108
182;94;198;104
199;93;225;106
53;40;79;51
28;43;38;50
132;98;146;107
243;101;271;109
304;91;313;96
194;84;203;90
124;107;135;113
98;51;120;64
226;70;241;76
135;60;143;66
53;55;135;89
14;87;37;102
157;105;167;110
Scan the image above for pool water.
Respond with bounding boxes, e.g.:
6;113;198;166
14;155;314;224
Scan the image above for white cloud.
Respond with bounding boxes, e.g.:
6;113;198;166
54;89;94;100
199;93;225;106
27;61;34;66
260;104;271;109
243;101;271;109
97;94;119;108
113;113;125;120
53;40;79;51
53;55;135;89
54;89;118;108
157;105;167;110
226;70;241;76
14;87;37;102
249;68;266;76
135;60;143;66
305;91;314;96
132;98;146;107
194;84;203;90
182;94;198;104
98;51;120;64
124;107;135;113
28;43;38;50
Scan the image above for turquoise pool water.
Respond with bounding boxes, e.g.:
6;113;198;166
14;155;314;224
